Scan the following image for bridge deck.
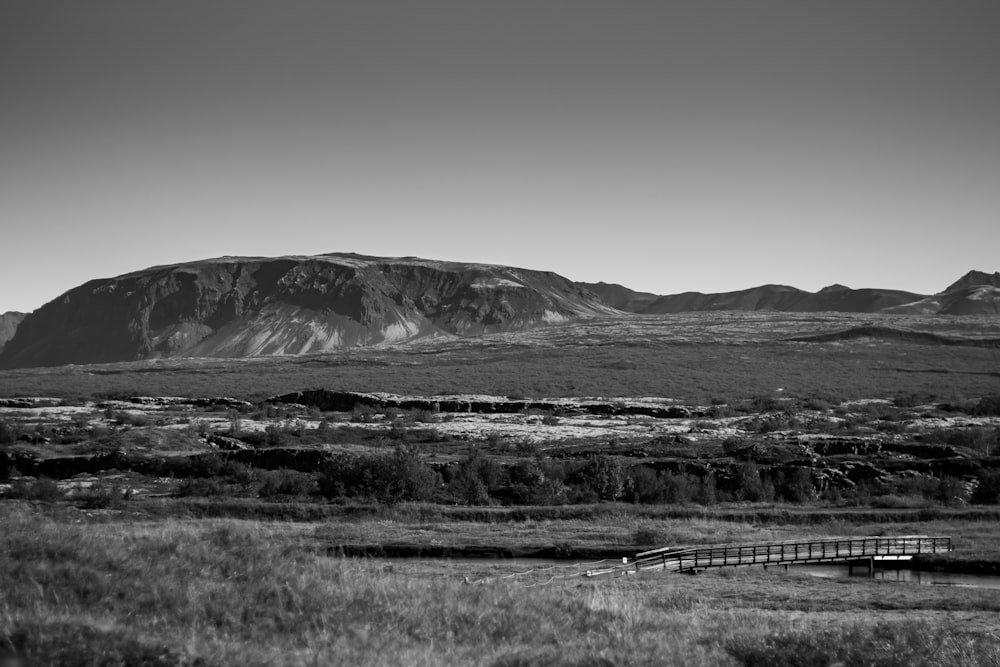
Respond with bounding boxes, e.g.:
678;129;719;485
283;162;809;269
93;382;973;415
634;536;952;573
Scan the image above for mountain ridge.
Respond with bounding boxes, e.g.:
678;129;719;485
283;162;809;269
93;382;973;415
1;254;997;369
0;253;618;369
582;273;1000;316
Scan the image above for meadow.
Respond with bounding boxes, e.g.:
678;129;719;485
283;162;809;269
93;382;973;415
4;503;1000;666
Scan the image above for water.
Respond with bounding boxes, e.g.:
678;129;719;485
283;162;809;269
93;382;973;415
789;563;1000;590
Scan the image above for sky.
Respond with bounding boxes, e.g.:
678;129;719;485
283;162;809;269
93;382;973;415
2;1;999;313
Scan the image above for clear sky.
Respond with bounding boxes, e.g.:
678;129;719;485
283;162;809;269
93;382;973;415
2;1;998;313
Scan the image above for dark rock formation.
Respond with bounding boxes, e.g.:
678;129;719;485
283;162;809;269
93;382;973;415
268;389;698;418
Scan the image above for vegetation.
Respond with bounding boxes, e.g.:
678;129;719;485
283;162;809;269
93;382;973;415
2;504;1000;666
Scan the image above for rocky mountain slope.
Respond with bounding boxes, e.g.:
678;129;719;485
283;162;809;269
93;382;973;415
0;313;25;353
884;286;1000;316
944;270;1000;293
883;271;1000;316
0;254;617;368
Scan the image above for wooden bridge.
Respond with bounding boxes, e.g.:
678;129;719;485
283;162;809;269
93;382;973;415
632;536;952;574
463;536;953;586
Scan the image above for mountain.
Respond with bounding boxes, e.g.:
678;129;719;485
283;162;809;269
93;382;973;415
639;284;922;315
641;284;805;314
0;312;26;353
881;270;1000;315
0;253;618;369
885;286;1000;316
944;270;1000;293
576;282;659;313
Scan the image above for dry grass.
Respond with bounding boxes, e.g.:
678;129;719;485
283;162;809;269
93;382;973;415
3;504;1000;666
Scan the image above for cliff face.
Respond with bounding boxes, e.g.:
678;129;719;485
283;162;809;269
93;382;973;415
0;254;618;368
0;312;26;353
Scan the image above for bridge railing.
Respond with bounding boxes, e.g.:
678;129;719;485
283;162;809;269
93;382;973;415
634;536;952;573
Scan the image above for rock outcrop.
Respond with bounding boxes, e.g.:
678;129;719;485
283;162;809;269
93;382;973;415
267;389;698;418
0;312;25;353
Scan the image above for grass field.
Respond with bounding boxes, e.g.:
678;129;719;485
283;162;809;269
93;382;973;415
3;502;1000;666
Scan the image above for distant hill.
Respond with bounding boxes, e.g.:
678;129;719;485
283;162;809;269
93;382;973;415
576;282;659;313
597;272;999;316
0;254;618;369
641;285;806;314
0;312;25;353
639;284;922;315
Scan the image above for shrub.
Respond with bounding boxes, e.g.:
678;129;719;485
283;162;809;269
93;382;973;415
257;469;316;498
627;466;665;503
771;467;816;503
731;462;770;502
5;478;63;501
920;427;997;455
0;420;23;444
265;422;285;447
501;461;568;505
627;467;697;504
317;446;440;504
175;478;232;497
577;455;625;502
972;469;1000;504
972;395;1000;417
721;436;747;456
112;411;150;427
350;406;378;423
75;482;132;509
446;451;503;504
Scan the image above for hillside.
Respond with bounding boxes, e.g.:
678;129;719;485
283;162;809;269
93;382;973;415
0;254;618;369
576;282;659;312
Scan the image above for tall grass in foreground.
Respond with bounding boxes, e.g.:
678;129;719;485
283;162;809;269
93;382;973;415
1;506;999;666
